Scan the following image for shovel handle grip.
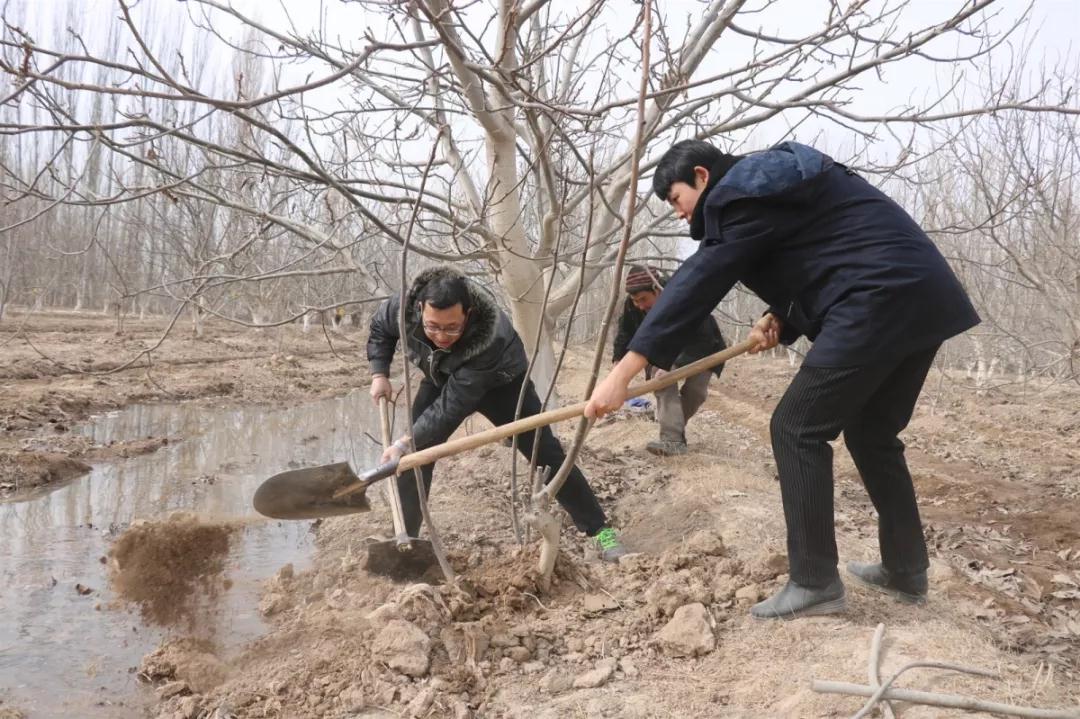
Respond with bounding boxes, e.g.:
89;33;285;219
332;456;400;499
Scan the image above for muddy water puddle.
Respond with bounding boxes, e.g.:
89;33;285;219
0;391;385;718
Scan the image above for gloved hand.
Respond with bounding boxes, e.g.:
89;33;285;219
380;436;411;465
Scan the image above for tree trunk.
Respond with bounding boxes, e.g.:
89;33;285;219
191;302;204;338
486;125;560;398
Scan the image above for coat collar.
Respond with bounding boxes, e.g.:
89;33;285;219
689;155;741;242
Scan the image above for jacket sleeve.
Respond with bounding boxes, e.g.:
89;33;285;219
612;300;634;362
706;315;729;376
765;307;804;346
628;199;780;368
410;353;505;449
366;296;401;377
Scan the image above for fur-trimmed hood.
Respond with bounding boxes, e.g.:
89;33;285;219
403;266;502;362
366;266;530;447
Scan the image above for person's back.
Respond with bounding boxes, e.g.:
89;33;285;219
639;142;978;370
710;144;976;366
587;138;981;618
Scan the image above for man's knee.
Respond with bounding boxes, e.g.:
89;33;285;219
770;401;840;451
843;424;902;460
769;403;800;449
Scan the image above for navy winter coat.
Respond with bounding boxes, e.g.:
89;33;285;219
628;142;980;368
612;269;727;375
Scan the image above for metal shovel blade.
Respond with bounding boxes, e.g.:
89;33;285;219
364;537;441;582
253;462;372;519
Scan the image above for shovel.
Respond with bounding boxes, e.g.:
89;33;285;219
253;339;753;520
362;397;439;579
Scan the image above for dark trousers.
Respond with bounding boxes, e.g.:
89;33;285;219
770;345;938;587
398;374;608;538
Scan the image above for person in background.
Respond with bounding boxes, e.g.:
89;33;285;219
613;264;727;456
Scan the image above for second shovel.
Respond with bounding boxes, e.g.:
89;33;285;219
363;397;439;581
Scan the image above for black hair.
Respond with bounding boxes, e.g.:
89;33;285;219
419;274;472;313
652;139;725;200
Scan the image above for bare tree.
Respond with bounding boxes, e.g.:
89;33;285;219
894;61;1080;383
1;0;1076;388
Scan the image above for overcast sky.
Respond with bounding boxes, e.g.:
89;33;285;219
16;0;1079;168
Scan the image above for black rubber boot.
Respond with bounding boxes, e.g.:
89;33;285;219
846;561;927;604
750;577;847;620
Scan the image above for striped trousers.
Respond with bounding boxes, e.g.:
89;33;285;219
770;345;939;587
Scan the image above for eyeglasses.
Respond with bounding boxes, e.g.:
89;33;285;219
422;323;465;337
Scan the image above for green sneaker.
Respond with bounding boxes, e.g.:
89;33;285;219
593;527;626;563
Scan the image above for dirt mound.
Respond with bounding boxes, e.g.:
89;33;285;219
109;513;236;628
0;449;90;495
140;637;229;693
152;526;763;718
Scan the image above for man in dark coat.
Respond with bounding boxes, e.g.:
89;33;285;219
368;267;625;561
613;264;727;456
585;140;980;618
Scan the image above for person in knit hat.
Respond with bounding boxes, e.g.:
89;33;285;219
613;264;727;455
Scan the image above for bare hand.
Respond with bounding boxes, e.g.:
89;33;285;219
652;368;668;379
370;375;393;402
585;372;630;419
748;313;782;354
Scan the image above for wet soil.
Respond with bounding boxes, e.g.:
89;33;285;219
0;341;384;718
1;310;366;501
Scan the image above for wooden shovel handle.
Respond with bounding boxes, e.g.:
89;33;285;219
334;339;755;499
395;338;755;474
379;397;410;538
378;396;393;447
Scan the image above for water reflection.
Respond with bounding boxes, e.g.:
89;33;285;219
0;390;384;719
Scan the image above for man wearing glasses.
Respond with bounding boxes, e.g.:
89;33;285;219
366;267;625;561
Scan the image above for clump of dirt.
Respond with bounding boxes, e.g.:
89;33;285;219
140;637;229;693
109;513;236;628
459;546;594;615
88;436;175;460
0;449;90;495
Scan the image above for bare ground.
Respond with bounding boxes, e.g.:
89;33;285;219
3;311;1079;718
